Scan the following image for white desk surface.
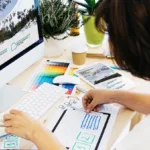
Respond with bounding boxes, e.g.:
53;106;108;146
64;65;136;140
3;47;148;149
0;35;150;149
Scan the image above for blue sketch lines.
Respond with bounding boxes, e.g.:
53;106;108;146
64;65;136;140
81;114;101;130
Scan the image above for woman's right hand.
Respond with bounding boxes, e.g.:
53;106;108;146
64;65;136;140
82;89;114;113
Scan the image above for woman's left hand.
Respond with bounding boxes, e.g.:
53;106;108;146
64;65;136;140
3;109;42;141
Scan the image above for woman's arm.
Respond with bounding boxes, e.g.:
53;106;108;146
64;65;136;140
82;90;150;115
4;110;65;150
31;125;66;150
109;90;150;114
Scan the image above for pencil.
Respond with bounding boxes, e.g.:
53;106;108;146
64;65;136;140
0;134;8;139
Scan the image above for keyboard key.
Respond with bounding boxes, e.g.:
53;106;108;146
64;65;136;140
12;83;67;119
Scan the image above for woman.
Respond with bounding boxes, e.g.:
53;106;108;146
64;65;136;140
3;0;150;149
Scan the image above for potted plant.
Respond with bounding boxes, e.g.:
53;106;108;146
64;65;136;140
73;0;104;48
39;0;77;57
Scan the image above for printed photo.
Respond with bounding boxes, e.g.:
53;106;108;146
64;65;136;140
76;63;115;85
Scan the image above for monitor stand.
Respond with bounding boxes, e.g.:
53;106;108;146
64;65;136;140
0;84;25;113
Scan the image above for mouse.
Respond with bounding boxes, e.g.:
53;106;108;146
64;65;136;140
53;75;80;85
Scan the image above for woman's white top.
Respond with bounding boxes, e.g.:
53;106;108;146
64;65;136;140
115;115;150;150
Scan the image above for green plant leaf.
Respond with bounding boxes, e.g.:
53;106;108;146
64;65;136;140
40;0;77;39
85;0;95;9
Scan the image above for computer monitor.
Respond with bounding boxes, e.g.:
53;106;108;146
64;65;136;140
0;0;44;112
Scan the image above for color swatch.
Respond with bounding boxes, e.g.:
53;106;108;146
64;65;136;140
61;67;78;95
24;60;70;92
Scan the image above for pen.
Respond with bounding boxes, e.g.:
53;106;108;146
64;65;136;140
0;125;4;127
0;134;8;139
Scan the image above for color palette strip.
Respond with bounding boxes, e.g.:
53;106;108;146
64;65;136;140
24;60;70;92
61;67;78;95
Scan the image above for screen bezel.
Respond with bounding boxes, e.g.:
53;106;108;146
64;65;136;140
0;0;43;71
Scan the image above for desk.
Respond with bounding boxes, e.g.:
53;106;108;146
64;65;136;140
0;35;149;149
3;46;148;149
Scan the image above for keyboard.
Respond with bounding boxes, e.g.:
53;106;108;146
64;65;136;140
13;83;67;119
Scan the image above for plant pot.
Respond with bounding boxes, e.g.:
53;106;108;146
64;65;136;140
44;36;70;57
82;15;104;48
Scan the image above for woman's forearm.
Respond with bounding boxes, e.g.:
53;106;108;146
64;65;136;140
31;124;65;150
108;90;150;114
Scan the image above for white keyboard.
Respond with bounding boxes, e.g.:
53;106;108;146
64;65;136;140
13;83;67;119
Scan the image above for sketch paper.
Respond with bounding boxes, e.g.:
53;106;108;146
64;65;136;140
75;63;135;90
52;108;110;150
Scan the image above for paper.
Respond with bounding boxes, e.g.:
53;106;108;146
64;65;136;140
24;59;78;95
32;97;120;150
52;108;111;150
98;76;135;90
24;60;70;92
46;103;119;150
75;63;135;90
56;96;79;111
32;145;37;150
0;135;20;149
98;104;120;150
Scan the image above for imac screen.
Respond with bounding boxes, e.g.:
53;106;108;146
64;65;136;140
0;0;43;70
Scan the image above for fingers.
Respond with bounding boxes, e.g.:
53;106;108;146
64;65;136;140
86;100;97;113
3;110;22;121
82;90;93;110
10;109;22;115
3;114;14;121
4;120;12;127
5;127;15;134
93;105;100;112
3;110;24;128
82;90;98;113
82;98;87;110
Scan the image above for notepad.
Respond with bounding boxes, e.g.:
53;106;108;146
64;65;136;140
51;107;111;150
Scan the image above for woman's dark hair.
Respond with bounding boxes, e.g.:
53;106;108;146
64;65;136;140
95;0;150;80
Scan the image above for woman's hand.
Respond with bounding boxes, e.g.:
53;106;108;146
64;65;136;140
3;109;42;141
82;89;115;113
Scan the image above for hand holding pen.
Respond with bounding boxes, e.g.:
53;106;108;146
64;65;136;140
77;86;103;113
82;89;113;113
